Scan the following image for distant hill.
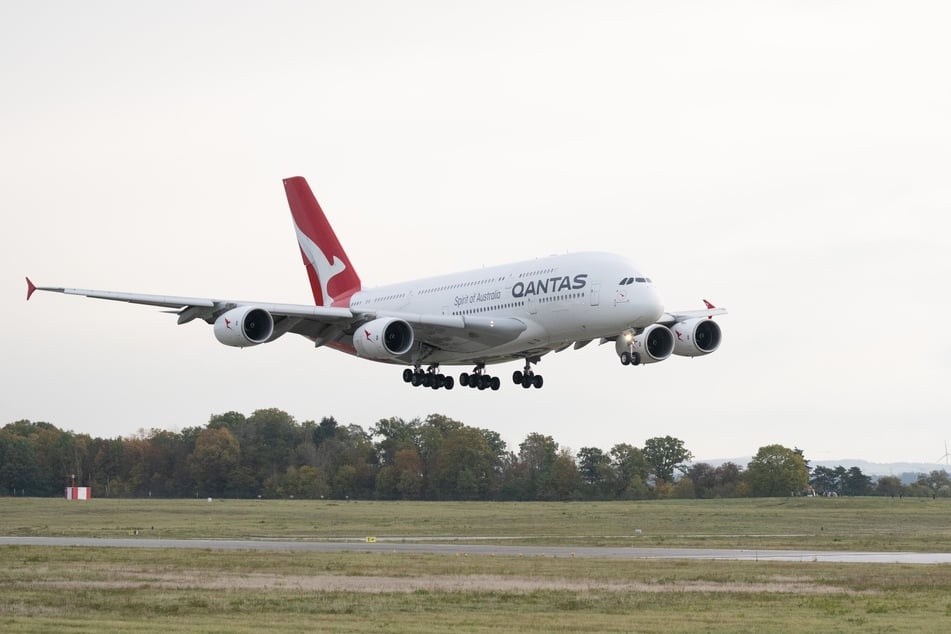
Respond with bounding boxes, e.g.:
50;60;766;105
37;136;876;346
699;457;950;481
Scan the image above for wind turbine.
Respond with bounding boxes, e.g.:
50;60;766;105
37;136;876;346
938;441;951;467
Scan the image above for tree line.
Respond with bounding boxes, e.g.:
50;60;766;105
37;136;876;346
2;410;949;500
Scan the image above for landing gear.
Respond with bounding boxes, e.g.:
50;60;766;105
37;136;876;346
512;359;544;389
616;330;644;367
459;363;501;391
619;350;641;366
404;365;454;390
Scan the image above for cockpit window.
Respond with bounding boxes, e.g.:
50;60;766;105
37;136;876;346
635;277;646;283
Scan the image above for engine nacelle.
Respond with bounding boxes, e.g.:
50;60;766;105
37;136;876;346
353;318;414;360
213;306;274;347
616;324;675;364
671;318;722;357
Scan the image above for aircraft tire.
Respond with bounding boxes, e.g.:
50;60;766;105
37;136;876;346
513;370;523;384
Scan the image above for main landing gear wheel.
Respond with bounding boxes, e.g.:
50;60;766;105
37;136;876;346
513;360;544;389
405;365;453;390
460;364;500;391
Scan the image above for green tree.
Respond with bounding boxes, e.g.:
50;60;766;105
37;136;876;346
394;449;423;499
745;444;809;497
518;433;558;500
875;475;904;497
371;417;420;465
576;447;617;500
498;453;529;500
276;465;328;499
207;411;247;432
0;420;87;496
577;447;609;485
188;427;240;497
317;424;376;499
415;414;465;496
91;437;125;497
712;462;745;498
247;408;301;478
313;416;339;446
429;427;499;500
840;466;873;496
543;449;582;500
0;433;41;495
686;462;717;498
810;465;841;496
332;464;357;498
610;443;650;498
478;428;507;461
643;436;693;484
671;476;696;499
915;470;951;497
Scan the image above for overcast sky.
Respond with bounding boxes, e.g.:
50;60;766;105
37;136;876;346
3;1;949;465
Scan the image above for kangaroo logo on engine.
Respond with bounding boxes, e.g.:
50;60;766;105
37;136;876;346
512;274;588;299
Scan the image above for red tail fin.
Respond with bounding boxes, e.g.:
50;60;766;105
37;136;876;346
283;177;361;307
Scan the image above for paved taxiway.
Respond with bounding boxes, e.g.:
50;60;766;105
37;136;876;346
4;536;951;564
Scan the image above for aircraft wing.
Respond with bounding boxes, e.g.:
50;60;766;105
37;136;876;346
26;278;354;332
657;299;727;325
26;278;525;353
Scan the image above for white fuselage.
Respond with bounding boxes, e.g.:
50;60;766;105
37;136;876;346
346;252;664;365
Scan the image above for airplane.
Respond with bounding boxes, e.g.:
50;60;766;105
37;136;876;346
26;176;726;391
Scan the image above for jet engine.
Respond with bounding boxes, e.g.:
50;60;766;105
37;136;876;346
616;323;675;364
213;306;274;347
671;318;722;357
353;318;415;360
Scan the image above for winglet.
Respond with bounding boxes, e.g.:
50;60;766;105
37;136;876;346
26;277;37;301
703;299;715;310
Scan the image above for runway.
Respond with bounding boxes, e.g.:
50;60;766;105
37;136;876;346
4;536;951;564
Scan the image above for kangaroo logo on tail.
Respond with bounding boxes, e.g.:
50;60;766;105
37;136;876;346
294;223;348;305
283;177;362;307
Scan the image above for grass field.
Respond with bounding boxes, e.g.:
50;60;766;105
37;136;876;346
2;498;951;632
3;496;950;551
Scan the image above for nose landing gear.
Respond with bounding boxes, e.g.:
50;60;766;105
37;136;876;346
617;331;642;367
619;350;641;366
